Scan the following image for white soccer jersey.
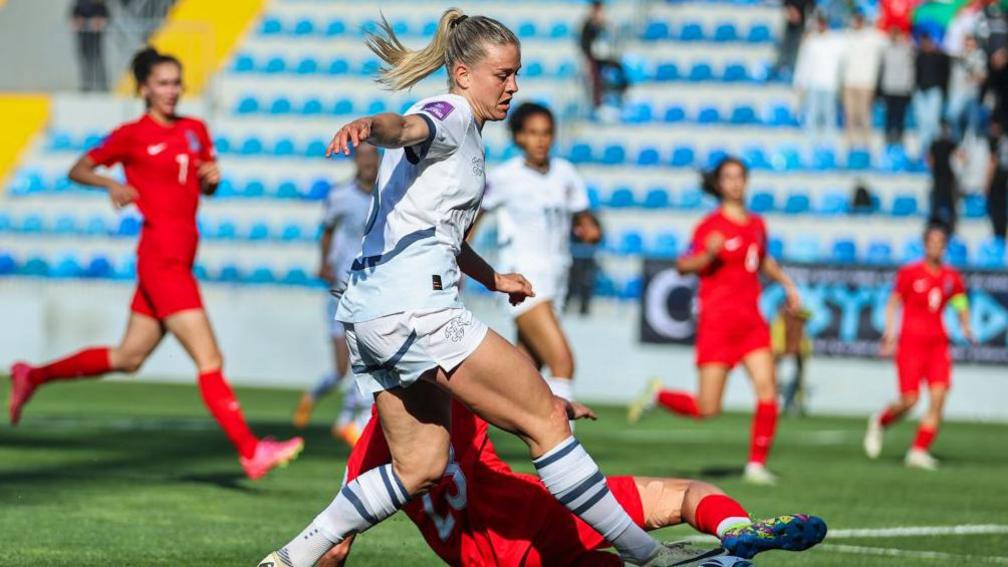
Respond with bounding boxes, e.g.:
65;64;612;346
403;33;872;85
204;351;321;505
322;179;374;291
335;94;486;323
482;156;590;272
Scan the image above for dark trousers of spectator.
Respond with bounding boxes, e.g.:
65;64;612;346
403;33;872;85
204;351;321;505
989;181;1008;239
772;26;802;78
77;31;107;92
586;58;627;108
779;354;807;416
883;94;910;145
929;182;958;233
565;256;597;316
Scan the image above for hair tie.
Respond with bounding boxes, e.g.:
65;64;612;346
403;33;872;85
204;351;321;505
451;15;468;29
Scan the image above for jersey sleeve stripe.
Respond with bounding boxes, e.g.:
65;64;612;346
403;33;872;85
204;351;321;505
404;113;437;165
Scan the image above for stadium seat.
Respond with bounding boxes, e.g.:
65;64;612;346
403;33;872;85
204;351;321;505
360;59;380;75
366;99;387;114
53;215;76;235
847;149;872;170
890;194;919;217
586;186;601;209
525;61;544;78
51;255;82;279
304;138;327;157
264;56;286;74
705;148;729;169
232;54;255;73
248;222;270;241
771;146;802;171
276;180;299;199
866;241;893;265
678;188;703;209
663;104;686;122
670;145;695;167
269;97;292;114
594;274;617;297
325;19;347;36
328;58;350;75
600;144;626;165
742;147;771;170
713;23;739;42
947;238;968;267
964;193;987;218
113;257;136;280
747;23;772;43
679;22;704;41
19;214;43;233
217;264;241;283
811;147;837;171
786;238;819;263
697;106;721;124
280;222;304;241
622;102;653;123
783;193;811;214
976;238;1007;268
0;251;17;275
84;255;113;278
568;142;592;164
282;267;312;286
272;138;296;156
901;238;924;262
555;60;577;78
259;17;283;35
236;96;258;114
636;147;661;166
20;256;49;277
722;63;748;82
730;105;758;125
242;180;266;198
308;179;329;200
619;277;643;299
607;187;636;208
295;58;318;75
642;187;671;208
616;230;645;255
831;239;858;264
301;98;323;115
239;136;264;155
767;103;797;127
748;191;775;213
643;21;670;40
517;21;537;38
767;237;784;259
688;63;713;82
332;98;354;115
214;136;232;154
655;63;680;82
293;18;314;35
116;215;141;237
215;219;238;240
549;21;570;39
85;216;107;235
817;192;848;215
651;232;679;257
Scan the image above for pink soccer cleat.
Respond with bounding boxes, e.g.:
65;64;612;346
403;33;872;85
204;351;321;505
8;362;37;426
240;436;305;480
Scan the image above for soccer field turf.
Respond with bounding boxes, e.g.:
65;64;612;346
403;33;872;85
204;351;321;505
2;379;1006;566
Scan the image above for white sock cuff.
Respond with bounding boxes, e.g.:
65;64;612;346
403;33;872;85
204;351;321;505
546;377;574;401
716;516;752;538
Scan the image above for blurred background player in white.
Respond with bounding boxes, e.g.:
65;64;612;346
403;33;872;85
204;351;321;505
260;10;682;567
865;223;973;470
628;157;802;485
292;143;378;446
482;102;601;410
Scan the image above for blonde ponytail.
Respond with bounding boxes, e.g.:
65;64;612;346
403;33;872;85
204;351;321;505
366;8;519;91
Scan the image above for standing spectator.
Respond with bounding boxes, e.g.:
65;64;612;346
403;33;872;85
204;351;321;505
977;1;1008;132
927;122;961;232
914;33;951;154
579;1;627;113
70;0;109;92
880;28;916;145
794;15;846;145
566;213;602;316
943;0;983;56
947;34;988;141
841;12;886;149
987;124;1008;239
773;0;815;79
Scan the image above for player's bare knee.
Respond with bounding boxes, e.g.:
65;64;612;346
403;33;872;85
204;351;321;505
697;405;721;419
393;445;450;495
901;393;919;409
196;352;224;374
111;351;145;373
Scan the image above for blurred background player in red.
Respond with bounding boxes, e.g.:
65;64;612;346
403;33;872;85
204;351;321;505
316;400;826;567
291;144;379;446
628;156;802;485
6;47;303;480
864;223;973;470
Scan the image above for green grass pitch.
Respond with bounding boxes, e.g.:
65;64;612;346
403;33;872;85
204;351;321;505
2;379;1007;566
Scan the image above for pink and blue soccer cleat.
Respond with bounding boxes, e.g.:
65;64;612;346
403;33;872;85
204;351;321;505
721;514;827;559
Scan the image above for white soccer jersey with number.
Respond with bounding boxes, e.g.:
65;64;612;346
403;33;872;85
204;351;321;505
482;156;590;273
322;179;373;292
335;94;486;323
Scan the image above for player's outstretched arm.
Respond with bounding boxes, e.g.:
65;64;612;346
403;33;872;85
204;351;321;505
458;242;534;305
68;154;138;209
326;113;430;156
676;232;722;274
761;257;802;312
879;292;902;356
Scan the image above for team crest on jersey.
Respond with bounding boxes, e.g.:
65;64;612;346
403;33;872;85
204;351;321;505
471;155;484;178
422;100;455;121
185;130;202;153
444;311;474;343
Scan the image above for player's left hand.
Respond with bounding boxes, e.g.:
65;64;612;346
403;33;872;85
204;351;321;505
196;161;221;191
317;536;354;567
785;286;803;314
494;272;535;305
566;400;598;421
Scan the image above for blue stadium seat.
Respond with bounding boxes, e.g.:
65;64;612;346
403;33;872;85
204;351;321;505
328;58;349;75
890;194;919;217
879;144;910;172
663;104;686;122
236;96;258;114
748;191;775;213
282;267;312;286
846;149;872;170
420;19;438;36
193;262;208;281
215;178;237;198
239;136;264;155
85;216;107;235
276;180;299;199
18;214;43;233
569;142;592;164
783;193;811;214
53;215;76;234
697;106;721;124
214;136;231;154
293;18;315;35
85;255;113;278
555;60;577;78
619;277;643;299
264;56;286;74
517;21;537;38
767;103;797;127
642;187;671;208
525;61;544;78
280;222;304;241
594;274;617;297
600;144;625;165
0;212;10;231
113;257;136;280
391;20;409;36
964;193;987;218
771;146;802;171
305;138;327;157
325;19;346;36
767;237;784;259
366;98;387;114
19;256;49;277
747;23;772;43
116;215;141;237
679;22;704;41
269;97;292;114
232;54;255;72
586;186;601;209
82;133;103;150
308;179;329;200
818;191;848;215
679;188;703;209
651;232;679;257
217;264;241;283
866;241;893;265
607;187;636;208
0;251;17;275
248;222;270;241
947;238;968;267
301;98;323;115
705;148;729;169
742;147;771;170
359;59;380;75
831;239;858;264
811;147;837;170
215;219;238;240
295;57;318;75
636;147;661;166
976;237;1007;268
260;17;283;35
549;21;570;39
242;180;266;198
643;21;670;40
332;98;354;114
655;63;680;82
51;255;82;278
730;105;758;125
723;63;748;82
272;138;296;156
902;238;924;262
714;23;738;42
622;102;653;123
616;230;645;255
786;238;820;263
670;145;695;167
688;63;713;82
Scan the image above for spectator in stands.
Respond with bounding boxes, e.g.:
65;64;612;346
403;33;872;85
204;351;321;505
772;0;815;80
841;12;886;149
947;34;987;141
794;14;846;145
566;212;602;316
928;122;962;232
977;1;1008;132
851;179;877;214
579;0;627;115
880;27;915;146
70;0;109;92
987;123;1008;239
914;33;951;155
943;0;983;57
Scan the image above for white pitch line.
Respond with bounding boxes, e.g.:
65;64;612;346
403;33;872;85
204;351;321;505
823;543;1008;564
829;524;1008;538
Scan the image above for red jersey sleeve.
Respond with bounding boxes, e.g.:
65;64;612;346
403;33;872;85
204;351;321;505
687;219;710;257
950;270;966;297
894;266;910;299
194;120;216;163
87;125;132;167
754;215;769;261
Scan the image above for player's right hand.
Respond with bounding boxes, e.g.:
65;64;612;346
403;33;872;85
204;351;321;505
327;118;374;157
494;272;535;305
704;231;725;256
318;264;335;285
566;400;598;421
879;331;896;357
108;182;138;209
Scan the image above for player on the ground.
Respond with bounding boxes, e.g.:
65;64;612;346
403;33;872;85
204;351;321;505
291;144;379;446
315;400;827;566
628;156;802;485
5;47;303;480
864;223;973;469
259;10;690;567
481;102;601;408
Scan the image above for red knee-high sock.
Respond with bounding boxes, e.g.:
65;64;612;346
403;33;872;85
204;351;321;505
694;494;751;537
748;400;778;465
29;347;111;385
197;370;259;459
879;407;900;428
656;390;700;418
911;425;937;452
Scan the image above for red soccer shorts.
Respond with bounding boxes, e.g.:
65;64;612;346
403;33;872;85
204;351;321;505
695;311;771;368
130;254;204;320
521;476;645;567
896;341;951;395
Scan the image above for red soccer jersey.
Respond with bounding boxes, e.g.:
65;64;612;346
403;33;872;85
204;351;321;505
87;115;214;257
894;261;966;343
345;403;636;567
686;209;767;318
